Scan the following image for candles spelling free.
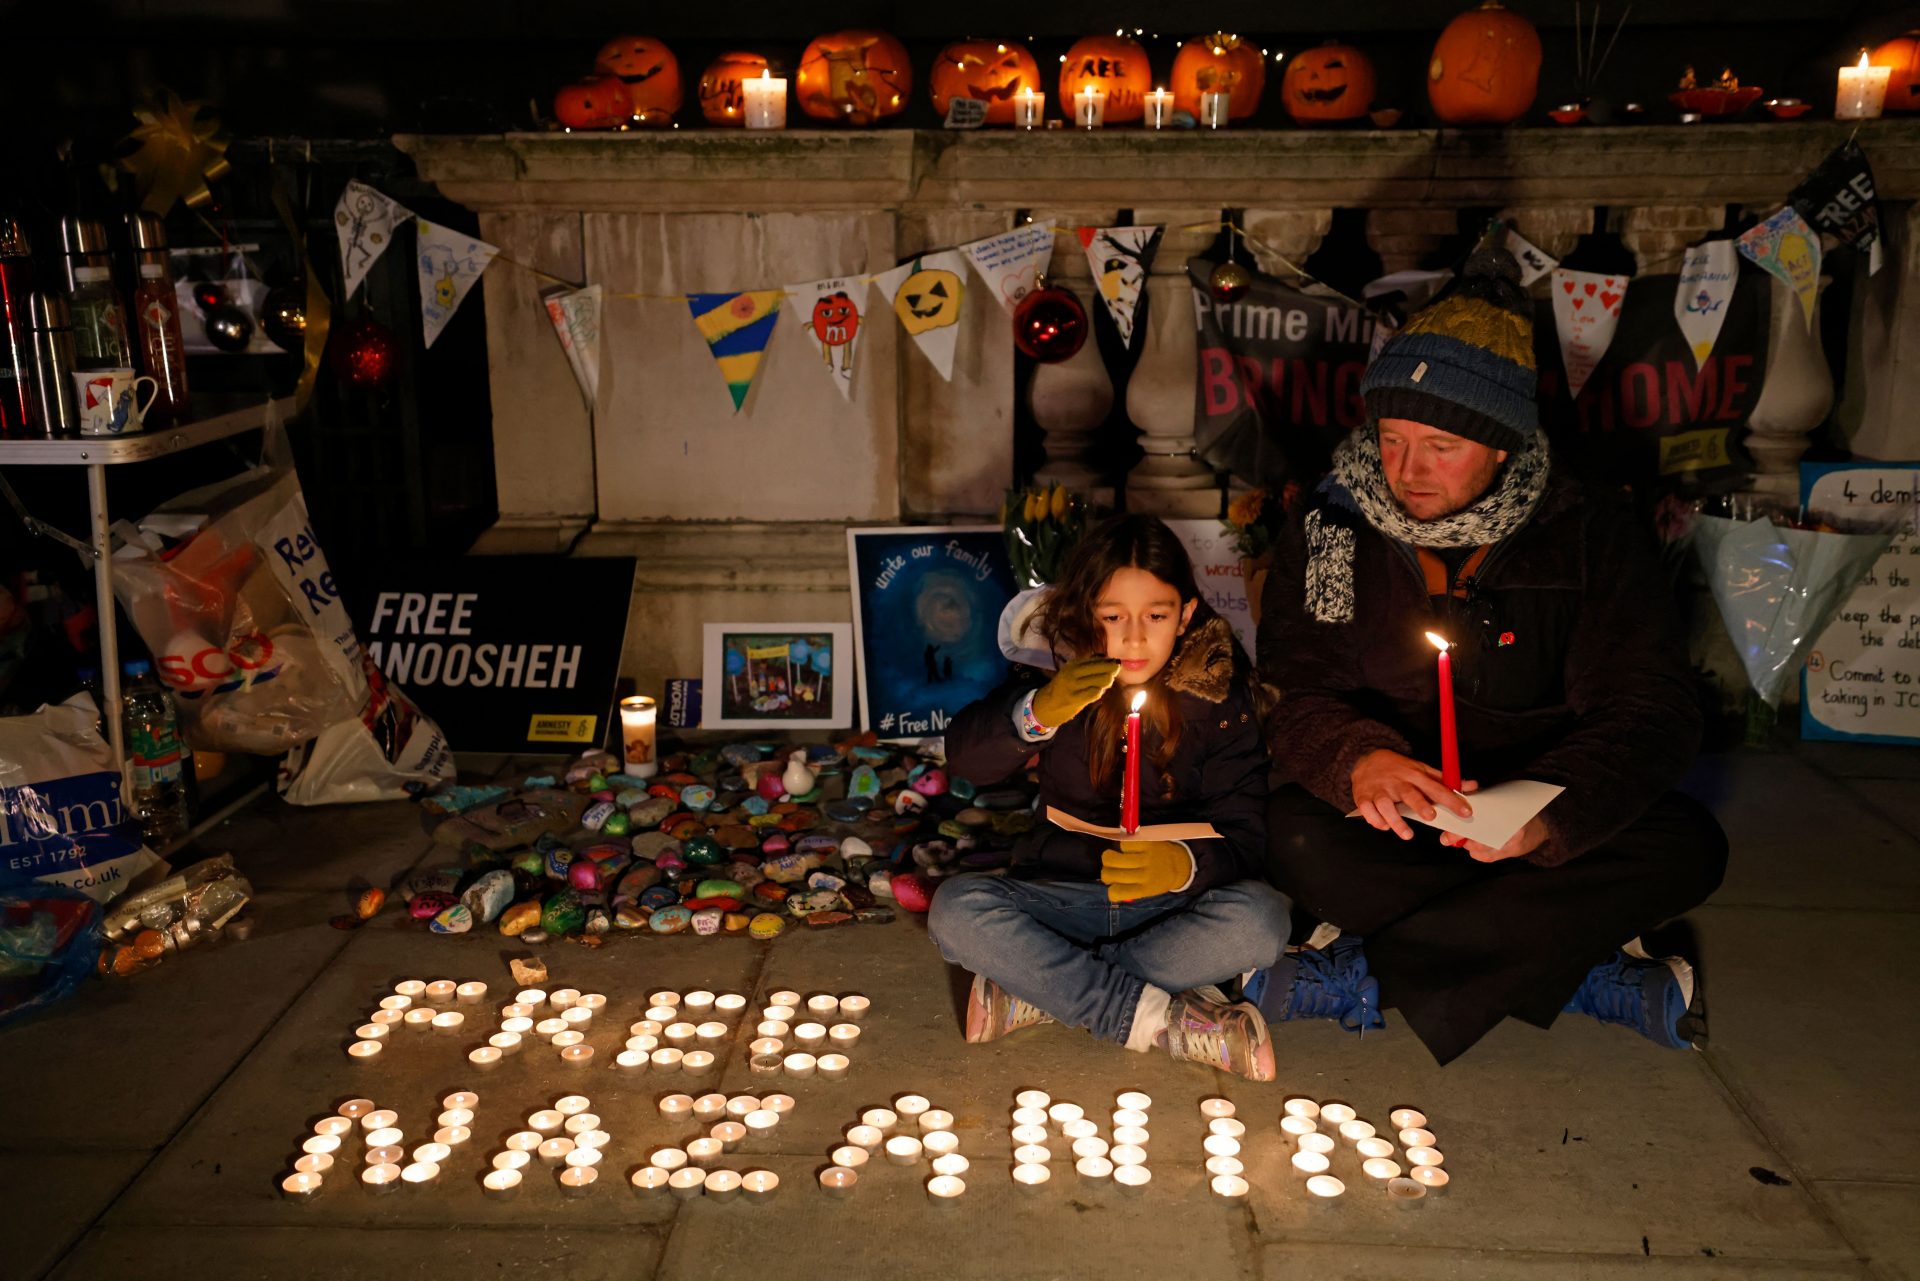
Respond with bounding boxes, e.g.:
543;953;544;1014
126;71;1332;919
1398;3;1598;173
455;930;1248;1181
1425;632;1461;792
1121;688;1145;834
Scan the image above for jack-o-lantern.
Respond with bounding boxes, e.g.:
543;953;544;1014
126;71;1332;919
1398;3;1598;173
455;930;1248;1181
1427;1;1541;125
894;265;964;335
1171;32;1266;120
1058;34;1153;123
930;40;1041;125
1871;32;1920;111
698;51;770;126
796;29;913;125
553;76;634;130
1281;41;1377;122
593;35;683;126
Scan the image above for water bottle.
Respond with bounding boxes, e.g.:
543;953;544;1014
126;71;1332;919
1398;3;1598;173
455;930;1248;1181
68;265;131;369
122;659;190;843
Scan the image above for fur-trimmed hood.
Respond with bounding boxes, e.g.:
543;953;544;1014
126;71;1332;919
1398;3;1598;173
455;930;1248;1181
998;587;1251;707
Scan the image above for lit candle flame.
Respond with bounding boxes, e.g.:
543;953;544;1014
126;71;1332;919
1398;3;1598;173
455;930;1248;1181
1425;631;1451;652
1130;690;1147;712
1858;50;1872;70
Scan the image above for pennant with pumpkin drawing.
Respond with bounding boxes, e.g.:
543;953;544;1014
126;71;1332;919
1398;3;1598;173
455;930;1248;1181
875;251;968;380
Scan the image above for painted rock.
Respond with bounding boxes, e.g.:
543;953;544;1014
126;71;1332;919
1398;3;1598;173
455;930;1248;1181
690;749;722;773
776;810;818;833
608;772;647;789
748;813;781;829
499;899;542;936
721;912;749;933
852;745;892;764
912;841;954;868
762;853;814;884
679;783;717;812
752;881;789;904
856;906;896;925
890;872;933;913
756;772;787;802
583;773;606;794
954;808;993;828
631;832;679;862
786;889;845;916
544;844;575;881
842;882;877;910
733;862;768;890
602;811;631;837
759;832;790;857
934;819;967;840
614;903;648;930
430;904;474;934
656;850;688;877
648;782;680;800
807;871;848;893
408;891;457;920
846;764;881;799
911;768;947;796
568;860;605;892
865;869;894;900
584;907;611;935
694;878;745;902
542;889;587;935
683;836;724;866
722;743;764;768
714;789;751;812
405;869;461;900
639;884;681;910
950;776;976;801
839;836;873;862
629;797;677;831
564;764;595;785
590;789;615;805
666;816;706;840
649;906;692;934
796;834;840;858
749;913;786;940
523;774;556;788
824;798;872;823
806;910;855;929
691;908;724;936
522;929;549;944
461;869;516;923
664;771;700;786
741;795;771;817
615;864;663;899
582;800;616;832
687;893;742;913
893;790;927;815
713;825;760;851
353;887;386;922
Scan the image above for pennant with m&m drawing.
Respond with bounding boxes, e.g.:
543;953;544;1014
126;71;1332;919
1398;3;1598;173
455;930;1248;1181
687;290;783;412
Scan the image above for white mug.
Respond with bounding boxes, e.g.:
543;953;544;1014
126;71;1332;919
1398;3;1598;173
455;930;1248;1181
74;368;158;437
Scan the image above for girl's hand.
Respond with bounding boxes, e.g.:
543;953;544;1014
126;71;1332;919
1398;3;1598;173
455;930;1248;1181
1099;840;1193;902
1032;657;1122;730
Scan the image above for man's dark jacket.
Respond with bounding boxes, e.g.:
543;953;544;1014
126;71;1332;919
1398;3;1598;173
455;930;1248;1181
1257;474;1700;866
946;612;1268;893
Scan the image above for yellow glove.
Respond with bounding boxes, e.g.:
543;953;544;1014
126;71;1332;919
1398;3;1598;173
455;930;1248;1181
1099;840;1194;903
1031;656;1121;730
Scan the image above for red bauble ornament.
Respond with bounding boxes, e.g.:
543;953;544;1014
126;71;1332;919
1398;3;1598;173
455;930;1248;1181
331;317;399;390
192;280;225;312
1209;260;1252;302
1012;286;1088;363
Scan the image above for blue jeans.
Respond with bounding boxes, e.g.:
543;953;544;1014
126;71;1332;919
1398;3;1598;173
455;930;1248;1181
927;875;1291;1045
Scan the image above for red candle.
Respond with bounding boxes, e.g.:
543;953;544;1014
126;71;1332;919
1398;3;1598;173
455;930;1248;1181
1425;632;1461;792
1121;689;1145;834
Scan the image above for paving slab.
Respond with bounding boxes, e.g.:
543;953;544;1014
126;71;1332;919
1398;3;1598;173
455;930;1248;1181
1814;1180;1920;1281
1830;777;1920;848
1795;740;1920;783
1693;906;1920;1184
201;796;432;894
1260;1241;1871;1281
0;1150;148;1281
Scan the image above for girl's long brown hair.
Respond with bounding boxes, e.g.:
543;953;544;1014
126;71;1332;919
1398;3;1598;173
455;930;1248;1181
1035;515;1200;799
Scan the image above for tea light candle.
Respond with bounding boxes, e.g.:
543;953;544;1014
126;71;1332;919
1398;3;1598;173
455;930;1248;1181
1399;1127;1437;1149
659;1094;695;1119
456;981;487;1005
498;1003;531;1021
750;1036;785;1056
535;1017;568;1037
361;1163;402;1194
666;1166;704;1198
370;1008;403;1027
769;990;800;1008
818;1053;851;1080
703;1168;742;1202
650;989;682;1007
750;1053;783;1077
684;990;716;1014
664;1022;697;1047
549;988;579;1011
1280;1115;1317;1138
927;1173;967;1204
379;994;412;1012
711;1121;747;1151
1389;1108;1427;1130
686;1137;725;1167
1203;1134;1241;1159
626;1032;660;1052
792;1023;827;1048
695;1020;728;1045
1074;85;1107;128
919;1110;955;1134
1339;1120;1376;1143
1145;87;1174;128
366;1127;403;1149
435;1126;471;1147
744;1109;780;1138
832;1144;870;1169
1061;1118;1098;1142
1206;1155;1244;1178
1363;1157;1403;1184
1013;1143;1052;1165
1388;1176;1428;1208
400;1161;439;1187
1114;1163;1152;1192
500;1017;534;1036
1209;1117;1247;1139
923;1130;960;1157
482;1168;522;1199
1110;1143;1147;1167
782;1052;817;1078
528;1109;565;1133
493;1150;531;1172
1355;1137;1395;1160
551;1031;585;1050
1200;89;1231;128
616;1049;648;1072
537;1137;575;1165
846;1125;885;1151
885;1135;923;1165
1115;1091;1152;1112
680;1050;716;1077
828;1023;861;1048
563;1112;600;1134
573;1130;610;1151
1410;1165;1450;1194
425;980;457;1004
755;1021;788;1040
861;1108;898;1135
742;1169;780;1203
360;1109;398;1131
1407;1147;1445;1168
631;1167;671;1194
1113;1126;1150;1147
1046;1102;1083;1125
760;1005;795;1024
645;1005;678;1023
353;1022;388;1042
1198;1098;1235;1121
368;1153;401;1175
837;994;869;1022
558;1166;598;1195
819;1166;858;1197
649;1147;688;1171
1305;1174;1346;1201
302;1135;341;1157
741;71;788;129
1015;1089;1051;1111
314;1116;354;1138
690;1094;726;1123
505;1131;543;1152
1071;1136;1109;1160
1320;1103;1357;1125
1013;1163;1050;1189
347;1040;383;1062
1291;1150;1331;1175
1075;1155;1113;1181
761;1092;794;1116
394;979;426;998
1012;1107;1050;1128
931;1153;970;1179
1015;87;1044;128
517;988;552;1012
805;993;839;1018
411;1142;452;1165
338;1099;376;1120
714;993;747;1018
651;1048;683;1072
1837;50;1892;120
562;1007;593;1029
464;1045;500;1072
294;1153;334;1176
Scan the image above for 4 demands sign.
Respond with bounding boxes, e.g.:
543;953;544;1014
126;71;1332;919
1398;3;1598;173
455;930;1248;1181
345;557;636;754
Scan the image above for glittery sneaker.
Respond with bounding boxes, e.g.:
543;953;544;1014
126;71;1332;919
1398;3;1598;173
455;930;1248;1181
1163;988;1275;1081
963;972;1055;1043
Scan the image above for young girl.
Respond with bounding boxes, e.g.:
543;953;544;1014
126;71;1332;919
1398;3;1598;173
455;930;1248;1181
930;515;1288;1080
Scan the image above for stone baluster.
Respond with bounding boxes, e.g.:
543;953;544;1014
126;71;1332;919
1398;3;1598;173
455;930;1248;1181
1744;273;1834;498
1124;213;1223;518
1609;205;1726;275
1025;209;1120;498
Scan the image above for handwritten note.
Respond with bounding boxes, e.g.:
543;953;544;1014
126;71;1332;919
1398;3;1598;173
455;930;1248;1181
1801;463;1920;744
1163;519;1257;660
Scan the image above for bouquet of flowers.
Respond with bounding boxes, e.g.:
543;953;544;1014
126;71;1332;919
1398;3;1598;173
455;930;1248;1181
1002;483;1091;589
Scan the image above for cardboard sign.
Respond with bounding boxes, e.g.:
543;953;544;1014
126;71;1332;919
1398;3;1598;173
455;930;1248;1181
1800;463;1920;745
1162;519;1257;661
343;557;635;754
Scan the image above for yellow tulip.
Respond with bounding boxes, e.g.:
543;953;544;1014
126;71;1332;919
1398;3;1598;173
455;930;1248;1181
1023;491;1040;523
1050;485;1069;521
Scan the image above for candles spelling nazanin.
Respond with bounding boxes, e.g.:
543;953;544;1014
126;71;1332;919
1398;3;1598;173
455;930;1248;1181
1425;632;1461;792
1122;688;1145;834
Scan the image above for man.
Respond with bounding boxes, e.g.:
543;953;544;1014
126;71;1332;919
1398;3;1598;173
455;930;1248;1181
1248;247;1727;1066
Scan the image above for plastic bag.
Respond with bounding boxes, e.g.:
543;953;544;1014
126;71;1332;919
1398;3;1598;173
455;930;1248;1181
0;885;100;1025
0;693;160;902
97;852;251;976
278;657;453;805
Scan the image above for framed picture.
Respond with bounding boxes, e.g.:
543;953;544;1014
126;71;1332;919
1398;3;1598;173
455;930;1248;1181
847;526;1019;740
701;623;854;730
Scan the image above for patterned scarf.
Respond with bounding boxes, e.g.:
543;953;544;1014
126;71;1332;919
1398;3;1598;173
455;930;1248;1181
1304;426;1551;623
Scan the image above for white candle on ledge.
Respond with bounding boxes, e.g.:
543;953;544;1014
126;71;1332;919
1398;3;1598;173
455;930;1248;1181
742;70;788;130
1145;87;1175;129
1015;87;1044;129
1836;50;1891;120
620;694;660;776
1074;85;1107;129
1200;89;1231;128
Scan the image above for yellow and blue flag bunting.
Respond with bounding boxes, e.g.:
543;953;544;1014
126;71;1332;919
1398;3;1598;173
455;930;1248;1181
688;290;783;411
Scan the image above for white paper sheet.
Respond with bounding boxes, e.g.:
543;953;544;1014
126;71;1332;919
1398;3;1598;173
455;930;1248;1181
1348;778;1564;851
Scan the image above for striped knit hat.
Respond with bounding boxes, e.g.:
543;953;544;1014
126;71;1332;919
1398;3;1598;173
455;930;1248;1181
1360;246;1537;453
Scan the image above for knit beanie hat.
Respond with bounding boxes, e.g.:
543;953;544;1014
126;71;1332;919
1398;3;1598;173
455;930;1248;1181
1360;246;1537;452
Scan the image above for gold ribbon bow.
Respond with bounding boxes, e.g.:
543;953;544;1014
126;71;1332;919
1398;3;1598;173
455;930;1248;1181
119;89;232;214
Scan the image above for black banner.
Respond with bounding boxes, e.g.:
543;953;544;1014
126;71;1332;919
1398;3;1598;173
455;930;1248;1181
1792;140;1882;262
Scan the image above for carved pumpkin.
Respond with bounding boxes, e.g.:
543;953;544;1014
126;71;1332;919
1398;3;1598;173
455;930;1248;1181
1281;41;1377;122
1171;33;1266;121
593;35;683;126
796;29;913;125
1058;34;1153;123
1427;1;1541;125
698;51;770;126
553;76;635;130
1871;31;1920;111
930;40;1041;125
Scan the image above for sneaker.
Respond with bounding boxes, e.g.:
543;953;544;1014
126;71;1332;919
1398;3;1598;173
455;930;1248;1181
1562;949;1705;1050
963;972;1055;1044
1162;989;1276;1081
1243;935;1386;1035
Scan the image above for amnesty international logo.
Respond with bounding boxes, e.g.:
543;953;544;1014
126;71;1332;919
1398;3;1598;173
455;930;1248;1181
528;714;597;743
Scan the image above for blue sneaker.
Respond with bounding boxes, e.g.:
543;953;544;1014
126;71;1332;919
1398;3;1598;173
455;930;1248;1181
1244;936;1385;1034
1563;949;1704;1050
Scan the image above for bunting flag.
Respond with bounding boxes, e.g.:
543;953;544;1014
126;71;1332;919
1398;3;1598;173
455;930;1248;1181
1791;140;1883;276
1674;240;1738;369
687;290;783;411
785;277;864;401
874;251;969;381
1737;206;1821;332
961;221;1054;313
543;284;602;409
335;180;410;299
1078;225;1161;346
1550;268;1628;401
1503;227;1558;287
416;218;498;348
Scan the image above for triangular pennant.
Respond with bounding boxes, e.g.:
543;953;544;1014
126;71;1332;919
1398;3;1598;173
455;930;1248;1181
686;290;782;411
874;251;968;381
543;284;602;409
1503;227;1558;287
1737;206;1822;332
1078;225;1160;346
784;277;864;401
1674;240;1737;369
416;218;498;348
335;180;410;299
1790;140;1883;276
1550;268;1629;401
960;221;1054;314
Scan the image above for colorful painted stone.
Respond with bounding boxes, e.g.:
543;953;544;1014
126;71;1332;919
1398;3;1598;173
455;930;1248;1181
578;800;612;832
616;864;663;899
950;776;976;801
461;869;516;923
683;836;723;866
734;862;768;890
762;853;814;884
852;745;891;764
890;872;933;913
776;810;818;833
499;899;542;936
807;871;848;892
847;764;881;799
752;881;789;904
408;891;457;920
590;789;615;804
722;912;750;933
603;812;632;837
615;788;648;809
759;831;790;856
694;878;744;902
608;772;647;788
524;774;557;787
824;798;872;823
893;790;927;815
650;906;693;934
667;816;706;840
664;771;700;786
713;825;760;851
639;884;681;910
749;913;786;940
786;889;845;916
934;820;966;840
544;844;574;881
679;783;717;812
796;834;839;858
523;929;549;944
806;910;855;929
631;832;679;861
406;869;461;899
741;795;771;817
614;903;648;929
839;836;873;862
565;764;595;785
756;772;786;802
866;870;893;900
722;743;763;768
856;907;897;925
657;852;689;877
585;907;611;935
649;782;680;800
748;813;780;829
569;860;605;892
691;908;724;936
626;798;673;830
542;889;587;935
355;886;386;919
430;903;474;934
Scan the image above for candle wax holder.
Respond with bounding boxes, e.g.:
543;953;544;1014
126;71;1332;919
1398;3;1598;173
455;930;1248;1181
482;1168;522;1199
630;1167;671;1194
667;1167;705;1199
741;1169;780;1203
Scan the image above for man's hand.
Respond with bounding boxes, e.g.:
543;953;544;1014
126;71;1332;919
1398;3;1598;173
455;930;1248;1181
1440;816;1548;863
1099;840;1194;902
1032;657;1123;730
1351;749;1475;840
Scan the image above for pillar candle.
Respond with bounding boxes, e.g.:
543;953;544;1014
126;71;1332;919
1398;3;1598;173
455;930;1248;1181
619;695;658;778
1426;632;1461;791
1121;689;1144;833
1836;50;1891;120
